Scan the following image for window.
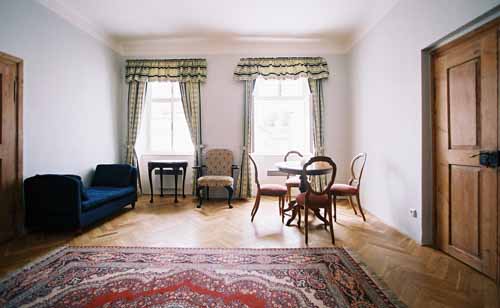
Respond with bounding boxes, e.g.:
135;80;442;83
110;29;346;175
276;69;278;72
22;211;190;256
145;81;193;154
253;77;311;155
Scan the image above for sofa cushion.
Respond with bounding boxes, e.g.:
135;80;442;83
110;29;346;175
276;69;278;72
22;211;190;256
92;164;132;187
63;175;89;201
82;186;135;212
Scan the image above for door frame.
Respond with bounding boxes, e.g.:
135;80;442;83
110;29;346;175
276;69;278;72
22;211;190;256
423;15;500;281
0;51;23;236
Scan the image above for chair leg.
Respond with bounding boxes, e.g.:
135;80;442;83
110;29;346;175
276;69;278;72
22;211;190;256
225;186;233;209
355;193;366;222
348;196;357;215
287;185;292;203
281;196;285;223
333;195;337;222
327;205;335;245
197;186;204;208
251;192;261;222
297;204;302;228
304;204;309;245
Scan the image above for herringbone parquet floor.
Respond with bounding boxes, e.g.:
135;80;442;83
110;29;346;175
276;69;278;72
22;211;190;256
0;195;498;307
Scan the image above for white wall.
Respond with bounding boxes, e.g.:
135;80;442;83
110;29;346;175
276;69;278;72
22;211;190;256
0;0;123;184
348;0;499;243
131;54;351;197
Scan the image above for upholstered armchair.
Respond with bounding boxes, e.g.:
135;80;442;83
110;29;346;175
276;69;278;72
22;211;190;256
194;149;238;208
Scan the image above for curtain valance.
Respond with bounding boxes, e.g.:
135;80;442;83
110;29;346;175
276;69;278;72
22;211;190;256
126;59;207;82
233;57;329;80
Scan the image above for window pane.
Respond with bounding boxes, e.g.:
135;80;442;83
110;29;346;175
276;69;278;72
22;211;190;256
172;82;181;98
281;79;302;96
150;81;172;99
255;79;280;97
253;78;310;155
173;101;194;153
150;102;172;152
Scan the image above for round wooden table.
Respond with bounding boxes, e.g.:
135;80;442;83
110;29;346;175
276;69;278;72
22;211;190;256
275;160;333;226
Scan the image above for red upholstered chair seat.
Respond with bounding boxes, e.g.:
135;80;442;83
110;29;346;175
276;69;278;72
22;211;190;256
330;184;358;196
296;192;331;208
285;176;301;186
260;184;288;196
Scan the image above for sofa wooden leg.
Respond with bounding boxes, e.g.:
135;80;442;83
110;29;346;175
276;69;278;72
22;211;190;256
131;202;136;209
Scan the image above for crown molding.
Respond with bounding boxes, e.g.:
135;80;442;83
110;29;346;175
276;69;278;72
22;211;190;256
120;36;346;56
35;0;123;54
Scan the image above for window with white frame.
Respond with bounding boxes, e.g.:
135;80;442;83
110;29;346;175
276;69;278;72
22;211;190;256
144;81;193;154
252;77;312;155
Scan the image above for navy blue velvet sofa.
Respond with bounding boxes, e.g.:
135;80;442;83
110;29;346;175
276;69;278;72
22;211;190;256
24;164;137;230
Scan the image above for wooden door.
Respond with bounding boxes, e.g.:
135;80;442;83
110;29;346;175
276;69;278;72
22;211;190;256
433;23;499;280
0;52;22;242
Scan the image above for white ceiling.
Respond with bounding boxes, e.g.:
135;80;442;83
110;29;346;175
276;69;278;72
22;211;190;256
37;0;400;55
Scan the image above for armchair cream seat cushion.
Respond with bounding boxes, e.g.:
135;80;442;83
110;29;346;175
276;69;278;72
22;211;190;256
198;175;233;187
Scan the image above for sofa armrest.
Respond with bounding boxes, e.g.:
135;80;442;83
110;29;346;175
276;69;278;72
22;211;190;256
24;175;82;229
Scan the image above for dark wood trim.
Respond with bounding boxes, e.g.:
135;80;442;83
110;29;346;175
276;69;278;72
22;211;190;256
0;51;24;235
431;16;500;56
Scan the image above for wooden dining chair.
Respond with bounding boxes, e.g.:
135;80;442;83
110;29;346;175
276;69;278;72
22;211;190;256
283;150;303;202
330;153;367;221
248;154;288;222
296;156;337;245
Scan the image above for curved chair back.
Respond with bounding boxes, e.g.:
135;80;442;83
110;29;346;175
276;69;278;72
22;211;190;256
302;156;337;196
248;154;261;189
284;150;303;179
205;149;233;176
349;153;367;190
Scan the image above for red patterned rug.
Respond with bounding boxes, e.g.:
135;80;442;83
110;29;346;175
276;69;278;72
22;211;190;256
0;246;405;307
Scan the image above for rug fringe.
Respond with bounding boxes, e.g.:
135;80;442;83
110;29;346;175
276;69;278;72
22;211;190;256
344;248;408;308
0;245;68;286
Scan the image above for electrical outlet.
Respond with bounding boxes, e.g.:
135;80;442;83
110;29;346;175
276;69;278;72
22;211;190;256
409;209;417;218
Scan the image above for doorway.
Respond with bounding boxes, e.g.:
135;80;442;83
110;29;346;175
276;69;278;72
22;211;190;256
431;19;500;280
0;51;23;242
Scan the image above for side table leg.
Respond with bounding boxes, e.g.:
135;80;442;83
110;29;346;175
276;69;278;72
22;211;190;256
160;168;164;197
182;166;186;198
174;171;179;203
149;166;154;203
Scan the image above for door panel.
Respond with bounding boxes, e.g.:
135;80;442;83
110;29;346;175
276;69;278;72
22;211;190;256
0;54;20;242
433;27;498;279
448;60;479;148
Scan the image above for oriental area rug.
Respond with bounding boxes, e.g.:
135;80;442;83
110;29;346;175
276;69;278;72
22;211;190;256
0;246;405;307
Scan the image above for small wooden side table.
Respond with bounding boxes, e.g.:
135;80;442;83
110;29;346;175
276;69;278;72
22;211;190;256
148;160;188;203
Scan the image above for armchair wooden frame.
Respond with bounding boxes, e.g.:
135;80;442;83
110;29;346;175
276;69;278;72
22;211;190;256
193;164;239;209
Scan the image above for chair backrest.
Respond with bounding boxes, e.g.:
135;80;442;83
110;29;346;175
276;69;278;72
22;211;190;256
302;156;337;196
284;150;303;179
248;154;260;189
205;149;233;176
349;153;367;189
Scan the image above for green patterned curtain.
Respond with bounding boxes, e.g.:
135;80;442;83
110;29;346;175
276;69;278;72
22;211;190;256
309;79;327;189
236;80;255;199
126;59;207;82
126;81;147;165
179;82;203;194
234;57;329;80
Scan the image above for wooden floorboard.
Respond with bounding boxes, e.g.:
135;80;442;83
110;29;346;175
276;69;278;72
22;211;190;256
0;195;498;307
